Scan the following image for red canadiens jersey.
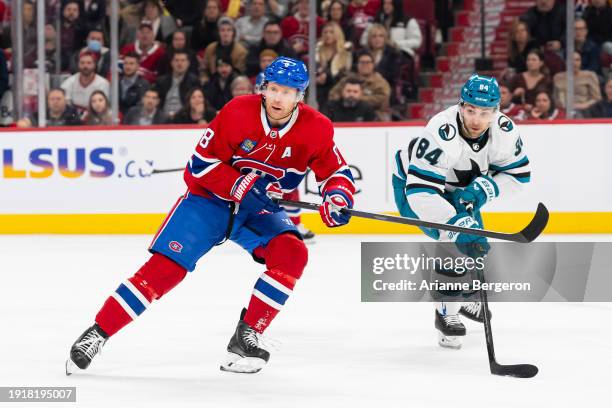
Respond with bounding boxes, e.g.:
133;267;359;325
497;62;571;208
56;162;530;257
183;94;355;202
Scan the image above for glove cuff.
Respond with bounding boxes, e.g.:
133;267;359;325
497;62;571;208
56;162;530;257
446;213;478;242
231;173;259;202
474;175;499;203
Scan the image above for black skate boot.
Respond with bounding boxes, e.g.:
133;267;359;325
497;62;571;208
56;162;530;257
435;310;466;349
459;301;492;323
220;309;270;374
65;324;108;375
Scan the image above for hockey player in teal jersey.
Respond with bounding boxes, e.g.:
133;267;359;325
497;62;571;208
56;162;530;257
393;74;531;348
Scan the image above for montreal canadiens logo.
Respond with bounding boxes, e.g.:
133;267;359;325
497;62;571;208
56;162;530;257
169;241;183;253
498;115;513;132
438;123;456;141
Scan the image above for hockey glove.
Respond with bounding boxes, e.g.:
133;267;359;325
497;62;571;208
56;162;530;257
231;173;282;214
319;186;354;227
447;212;490;259
451;175;499;213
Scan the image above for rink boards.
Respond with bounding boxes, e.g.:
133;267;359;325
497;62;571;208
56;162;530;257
0;120;610;234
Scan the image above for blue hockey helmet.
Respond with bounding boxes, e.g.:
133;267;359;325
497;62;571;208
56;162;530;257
460;74;500;109
263;56;309;93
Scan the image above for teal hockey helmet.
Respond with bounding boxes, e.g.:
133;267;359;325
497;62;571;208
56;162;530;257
460;74;500;109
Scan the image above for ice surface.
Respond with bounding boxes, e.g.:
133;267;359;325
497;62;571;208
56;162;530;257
0;234;610;408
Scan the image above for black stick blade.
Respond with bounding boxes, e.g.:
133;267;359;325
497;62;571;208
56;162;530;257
514;202;549;243
491;362;539;378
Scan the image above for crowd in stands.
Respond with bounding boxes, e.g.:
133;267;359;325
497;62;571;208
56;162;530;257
0;0;610;127
501;0;612;120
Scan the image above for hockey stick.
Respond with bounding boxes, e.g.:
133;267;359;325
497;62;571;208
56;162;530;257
278;199;549;243
152;167;184;174
478;277;539;378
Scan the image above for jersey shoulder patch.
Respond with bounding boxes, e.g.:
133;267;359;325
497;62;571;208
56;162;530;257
496;114;515;133
437;122;457;141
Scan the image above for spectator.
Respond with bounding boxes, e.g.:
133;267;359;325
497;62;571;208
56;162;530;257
231;75;254;97
580;78;612;118
329;50;391;121
202;17;247;81
245;20;296;77
499;83;526;120
79;0;106;33
324;1;352;41
324;76;376;122
252;49;277;90
154;50;201;119
507;19;538;75
0;48;7;102
84;90;114;125
28;88;83;127
165;0;205;29
171;88;216;124
583;0;612;47
71;28;111;77
553;52;602;111
119;52;150;114
192;0;222;52
40;24;61;73
141;0;178;43
235;0;269;48
362;24;403;102
527;90;565;120
346;0;380;48
61;51;110;113
123;88;167;125
266;0;292;19
372;0;421;60
316;22;353;109
574;18;601;74
204;56;237;111
60;1;88;71
510;49;551;108
520;0;565;52
22;1;38;68
159;29;199;77
120;21;167;84
280;0;325;58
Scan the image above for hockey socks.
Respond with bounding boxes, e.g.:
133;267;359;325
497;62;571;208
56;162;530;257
244;233;308;333
95;253;187;336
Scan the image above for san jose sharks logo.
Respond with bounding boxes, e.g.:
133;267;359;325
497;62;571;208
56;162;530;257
447;159;487;187
498;115;513;132
438;123;457;141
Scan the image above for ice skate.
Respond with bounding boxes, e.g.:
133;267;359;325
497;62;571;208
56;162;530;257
66;324;108;375
459;301;491;323
435;310;466;349
220;309;270;374
296;223;315;243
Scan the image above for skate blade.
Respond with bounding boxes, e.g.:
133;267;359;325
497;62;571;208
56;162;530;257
65;358;80;376
220;352;266;374
437;331;462;349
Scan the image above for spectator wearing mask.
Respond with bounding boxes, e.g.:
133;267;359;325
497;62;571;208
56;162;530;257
24;88;83;127
71;28;111;77
574;18;602;74
123;88;167;125
119;52;150;114
192;0;223;52
120;20;167;84
527;90;565;120
202;17;247;81
171;88;216;125
329;50;391;121
235;0;269;48
61;51;110;114
203;56;237;111
580;77;612;118
84;90;115;125
324;76;376;122
553;52;601;111
154;50;201;119
245;20;296;77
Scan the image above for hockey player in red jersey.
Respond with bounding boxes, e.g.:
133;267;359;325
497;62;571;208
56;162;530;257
66;57;356;374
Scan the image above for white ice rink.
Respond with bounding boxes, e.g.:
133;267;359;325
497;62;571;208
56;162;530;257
1;234;610;408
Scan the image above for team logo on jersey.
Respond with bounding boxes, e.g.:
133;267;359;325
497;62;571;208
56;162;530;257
497;115;513;132
240;139;257;153
169;241;183;253
438;123;457;141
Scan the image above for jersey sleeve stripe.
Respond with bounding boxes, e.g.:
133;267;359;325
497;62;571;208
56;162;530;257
408;166;446;185
490;156;529;172
188;155;222;178
508;171;531;183
406;183;444;196
394;150;407;180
